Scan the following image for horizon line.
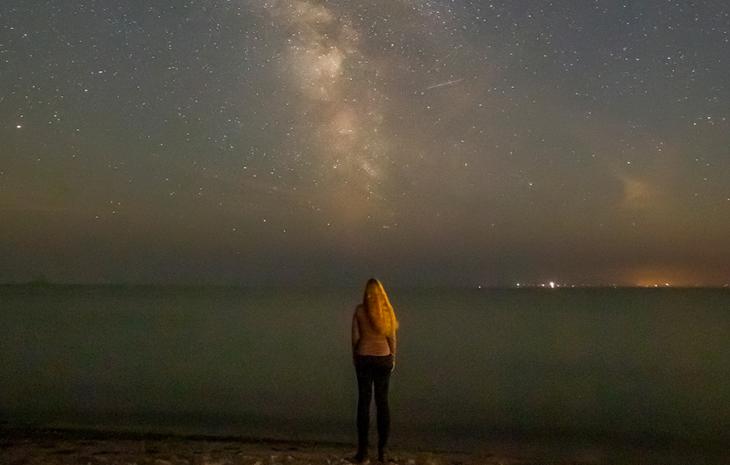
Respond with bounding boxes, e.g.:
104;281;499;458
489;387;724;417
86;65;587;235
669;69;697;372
1;281;728;290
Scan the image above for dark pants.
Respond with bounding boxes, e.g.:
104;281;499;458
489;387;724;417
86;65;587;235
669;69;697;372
355;354;394;454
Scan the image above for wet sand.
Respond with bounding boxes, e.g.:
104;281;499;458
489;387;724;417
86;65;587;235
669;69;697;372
0;427;574;465
2;427;728;465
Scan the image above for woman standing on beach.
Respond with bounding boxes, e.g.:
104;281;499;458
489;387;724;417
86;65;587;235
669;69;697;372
351;278;398;463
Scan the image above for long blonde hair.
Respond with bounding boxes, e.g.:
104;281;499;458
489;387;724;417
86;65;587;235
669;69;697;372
363;278;398;335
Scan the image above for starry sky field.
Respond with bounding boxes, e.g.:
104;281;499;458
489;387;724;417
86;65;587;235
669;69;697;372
1;0;728;286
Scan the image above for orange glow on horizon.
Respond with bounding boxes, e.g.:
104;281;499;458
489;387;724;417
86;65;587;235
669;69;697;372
628;266;707;288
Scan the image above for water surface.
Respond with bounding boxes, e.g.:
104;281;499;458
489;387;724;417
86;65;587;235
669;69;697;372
1;286;728;454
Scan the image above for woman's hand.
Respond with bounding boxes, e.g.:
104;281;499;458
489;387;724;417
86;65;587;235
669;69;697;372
390;356;396;373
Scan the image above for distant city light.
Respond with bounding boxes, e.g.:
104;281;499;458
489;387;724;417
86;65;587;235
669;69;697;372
549;281;556;289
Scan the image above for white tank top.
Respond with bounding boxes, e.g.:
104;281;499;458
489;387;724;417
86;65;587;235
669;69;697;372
354;305;392;356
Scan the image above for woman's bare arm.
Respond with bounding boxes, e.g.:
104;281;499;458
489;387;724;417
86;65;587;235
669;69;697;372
387;330;397;372
387;312;397;355
387;313;397;371
386;331;397;356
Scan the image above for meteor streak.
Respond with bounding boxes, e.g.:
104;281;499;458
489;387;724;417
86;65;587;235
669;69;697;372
422;78;464;91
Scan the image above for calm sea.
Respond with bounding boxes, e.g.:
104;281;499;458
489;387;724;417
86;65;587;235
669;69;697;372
1;286;728;455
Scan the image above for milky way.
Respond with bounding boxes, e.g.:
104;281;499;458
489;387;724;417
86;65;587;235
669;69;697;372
0;0;728;286
258;1;391;209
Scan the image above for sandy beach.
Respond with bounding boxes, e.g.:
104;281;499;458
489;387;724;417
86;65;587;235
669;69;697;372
3;427;730;465
0;428;499;465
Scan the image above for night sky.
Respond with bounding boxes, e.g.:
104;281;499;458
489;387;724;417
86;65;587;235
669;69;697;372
1;1;728;286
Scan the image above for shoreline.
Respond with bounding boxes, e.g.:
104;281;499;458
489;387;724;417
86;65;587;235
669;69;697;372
0;426;479;465
2;425;729;465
